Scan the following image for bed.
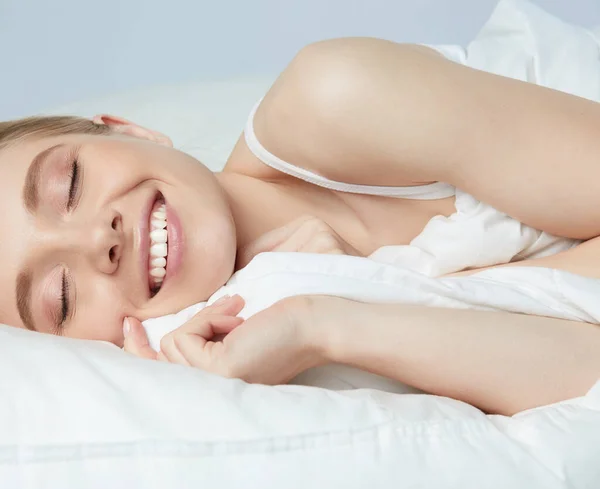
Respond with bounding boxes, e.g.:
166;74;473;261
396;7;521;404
2;1;599;487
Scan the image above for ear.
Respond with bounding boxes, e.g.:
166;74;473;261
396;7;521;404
92;114;173;147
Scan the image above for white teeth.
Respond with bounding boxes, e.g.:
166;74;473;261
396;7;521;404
151;257;166;268
150;229;167;243
150;242;167;257
149;199;168;292
150;267;166;278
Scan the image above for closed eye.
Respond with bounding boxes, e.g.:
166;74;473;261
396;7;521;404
67;158;80;211
55;268;70;335
64;145;83;212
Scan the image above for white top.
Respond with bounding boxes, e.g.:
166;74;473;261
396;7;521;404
243;99;581;277
244;99;456;200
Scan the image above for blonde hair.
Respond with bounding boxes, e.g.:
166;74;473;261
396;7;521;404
0;115;112;150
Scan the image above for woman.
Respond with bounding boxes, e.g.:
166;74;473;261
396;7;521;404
1;38;599;415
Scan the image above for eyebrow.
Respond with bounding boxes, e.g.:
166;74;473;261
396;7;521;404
16;268;36;331
22;144;63;214
16;144;64;332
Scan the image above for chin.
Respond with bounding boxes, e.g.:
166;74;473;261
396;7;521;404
165;242;236;313
145;167;237;315
152;271;230;319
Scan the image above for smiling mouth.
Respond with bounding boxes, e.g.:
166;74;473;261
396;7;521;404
149;193;168;297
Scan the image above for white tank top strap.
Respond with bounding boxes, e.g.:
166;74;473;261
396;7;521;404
243;99;456;200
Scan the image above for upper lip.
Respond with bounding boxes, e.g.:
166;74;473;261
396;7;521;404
138;192;158;297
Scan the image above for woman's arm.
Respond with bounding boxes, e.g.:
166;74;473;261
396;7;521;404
308;296;600;415
123;291;600;416
257;37;600;239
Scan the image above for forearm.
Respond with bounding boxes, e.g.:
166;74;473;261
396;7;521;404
310;297;600;415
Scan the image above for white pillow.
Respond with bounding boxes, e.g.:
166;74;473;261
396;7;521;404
42;75;276;171
3;1;599;487
1;319;599;489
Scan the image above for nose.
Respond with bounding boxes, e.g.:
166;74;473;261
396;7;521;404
66;211;124;274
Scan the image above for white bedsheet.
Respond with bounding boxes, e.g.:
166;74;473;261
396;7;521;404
2;1;600;487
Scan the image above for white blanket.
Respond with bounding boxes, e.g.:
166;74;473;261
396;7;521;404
144;252;600;393
2;250;599;489
2;1;600;488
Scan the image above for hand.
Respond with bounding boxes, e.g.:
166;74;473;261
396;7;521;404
236;215;362;269
123;294;245;362
123;294;326;385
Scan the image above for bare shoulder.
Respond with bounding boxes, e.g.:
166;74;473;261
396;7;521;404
227;38;452;187
222;133;283;180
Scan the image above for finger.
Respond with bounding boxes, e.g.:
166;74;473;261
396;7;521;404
159;339;191;366
209;315;245;335
159;325;193;366
337;237;362;257
297;232;344;255
177;312;244;337
160;316;243;365
271;221;317;254
307;233;361;257
204;294;245;316
174;331;228;373
236;215;316;268
123;317;158;360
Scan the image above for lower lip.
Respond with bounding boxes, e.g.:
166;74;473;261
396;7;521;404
164;201;183;286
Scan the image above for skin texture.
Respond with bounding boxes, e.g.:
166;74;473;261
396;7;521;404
0;117;383;346
0;121;241;346
2;38;600;414
318;296;600;415
125;293;600;416
253;38;600;239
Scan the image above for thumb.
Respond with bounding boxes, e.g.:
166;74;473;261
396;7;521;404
123;317;158;360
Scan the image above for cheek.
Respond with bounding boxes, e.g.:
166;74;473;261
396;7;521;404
68;314;123;346
85;143;153;188
193;213;236;277
69;288;125;346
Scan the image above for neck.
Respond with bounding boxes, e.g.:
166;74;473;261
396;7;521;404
215;170;366;268
215;171;298;257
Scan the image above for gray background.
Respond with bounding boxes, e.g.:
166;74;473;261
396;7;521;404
1;0;599;120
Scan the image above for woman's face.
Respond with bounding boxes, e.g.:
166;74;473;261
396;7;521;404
0;116;237;346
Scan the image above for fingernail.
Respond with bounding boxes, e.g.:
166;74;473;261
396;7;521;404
123;317;131;337
213;294;231;306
